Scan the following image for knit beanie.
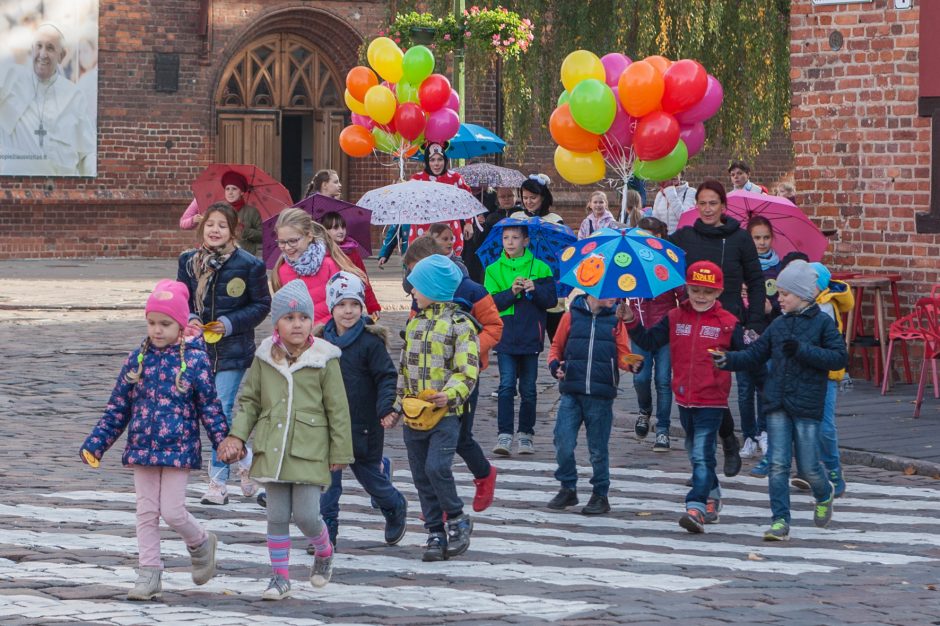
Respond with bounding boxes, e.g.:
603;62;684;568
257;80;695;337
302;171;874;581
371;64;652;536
325;271;366;311
145;280;191;328
221;170;248;192
408;254;462;302
810;262;831;291
776;259;819;302
272;280;314;322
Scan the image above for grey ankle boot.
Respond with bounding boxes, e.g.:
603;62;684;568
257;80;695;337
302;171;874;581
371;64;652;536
188;532;217;585
127;566;162;601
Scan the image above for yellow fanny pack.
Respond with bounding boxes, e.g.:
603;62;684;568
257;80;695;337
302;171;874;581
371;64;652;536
401;390;448;431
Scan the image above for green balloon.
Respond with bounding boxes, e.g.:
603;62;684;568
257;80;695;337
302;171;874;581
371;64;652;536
557;90;570;107
568;79;616;135
402;45;435;85
372;127;397;154
397;80;420;104
634;140;689;182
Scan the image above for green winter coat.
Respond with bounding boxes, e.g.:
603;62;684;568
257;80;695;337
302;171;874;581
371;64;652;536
230;336;353;485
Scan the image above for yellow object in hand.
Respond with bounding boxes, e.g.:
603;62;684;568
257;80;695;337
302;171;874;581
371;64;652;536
203;330;223;344
82;449;99;468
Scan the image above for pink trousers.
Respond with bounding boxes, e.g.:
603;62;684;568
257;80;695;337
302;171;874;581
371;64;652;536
133;466;208;568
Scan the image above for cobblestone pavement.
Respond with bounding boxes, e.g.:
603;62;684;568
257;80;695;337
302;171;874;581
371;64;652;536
2;267;940;625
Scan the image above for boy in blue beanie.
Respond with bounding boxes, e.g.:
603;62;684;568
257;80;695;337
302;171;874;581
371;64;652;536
389;254;480;561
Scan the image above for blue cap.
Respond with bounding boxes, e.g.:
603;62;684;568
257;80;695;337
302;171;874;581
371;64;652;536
810;262;831;291
408;254;462;303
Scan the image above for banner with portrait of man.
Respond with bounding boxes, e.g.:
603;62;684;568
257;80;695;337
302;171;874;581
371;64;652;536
0;0;98;177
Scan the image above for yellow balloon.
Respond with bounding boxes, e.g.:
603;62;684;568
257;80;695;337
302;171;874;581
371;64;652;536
369;37;404;83
364;85;397;125
345;89;367;115
368;37;397;68
554;146;606;185
560;50;605;92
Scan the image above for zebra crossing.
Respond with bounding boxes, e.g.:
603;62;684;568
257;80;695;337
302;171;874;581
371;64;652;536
1;459;938;624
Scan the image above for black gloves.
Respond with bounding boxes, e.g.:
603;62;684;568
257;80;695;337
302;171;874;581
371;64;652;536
782;339;800;357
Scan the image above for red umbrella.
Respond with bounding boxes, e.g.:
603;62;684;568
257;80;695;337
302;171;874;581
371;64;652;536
676;190;828;261
190;164;293;221
261;193;373;269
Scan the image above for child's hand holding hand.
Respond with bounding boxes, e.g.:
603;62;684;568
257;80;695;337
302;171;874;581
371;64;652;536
549;360;566;380
709;349;728;368
427;392;449;408
616;302;635;322
381;412;400;429
217;436;244;463
330;464;348;472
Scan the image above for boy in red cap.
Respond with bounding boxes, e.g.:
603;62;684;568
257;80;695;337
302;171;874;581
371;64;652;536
618;261;750;533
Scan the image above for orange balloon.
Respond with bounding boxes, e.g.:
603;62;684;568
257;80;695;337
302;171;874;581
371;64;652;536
339;125;375;158
346;66;379;103
549;104;600;153
618;60;665;118
396;144;419;158
644;55;672;76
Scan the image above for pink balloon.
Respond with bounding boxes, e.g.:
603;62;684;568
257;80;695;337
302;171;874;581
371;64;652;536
425;107;460;143
605;87;636;146
680;122;706;157
675;74;723;125
446;89;461;112
600;53;632;87
600;135;628;163
381;80;397;93
351;113;376;130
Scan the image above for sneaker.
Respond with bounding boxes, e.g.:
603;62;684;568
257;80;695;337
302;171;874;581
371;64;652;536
126;567;162;601
547;487;578;510
634;412;651;439
237;466;259;498
200;481;229;505
750;457;769;478
472;466;497;512
490;391;499;398
262;574;292;600
740;437;759;459
422;531;448;562
382;497;408;546
310;552;334;588
721;434;742;478
492;433;513;456
256;490;267;508
791;476;811;490
679;508;706;534
814;494;834;528
517;433;535;455
445;514;473;558
757;431;769;455
581;493;611;516
763;518;790;541
652;432;670;452
829;469;846;499
704;499;722;524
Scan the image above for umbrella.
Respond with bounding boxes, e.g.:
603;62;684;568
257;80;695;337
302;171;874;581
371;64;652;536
191;163;293;221
676;190;828;261
413;123;506;161
559;227;687;299
454;163;526;189
476;217;578;297
261;193;373;269
360;180;487;226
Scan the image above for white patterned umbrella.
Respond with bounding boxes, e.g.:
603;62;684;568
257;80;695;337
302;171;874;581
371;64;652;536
454;163;527;188
360;180;487;225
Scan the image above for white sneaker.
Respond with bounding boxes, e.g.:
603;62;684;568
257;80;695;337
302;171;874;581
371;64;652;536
492;433;513;456
757;431;769;455
517;434;535;455
200;481;229;505
740;437;759;459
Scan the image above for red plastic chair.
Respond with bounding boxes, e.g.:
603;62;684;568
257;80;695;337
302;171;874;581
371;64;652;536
882;309;936;396
912;297;940;418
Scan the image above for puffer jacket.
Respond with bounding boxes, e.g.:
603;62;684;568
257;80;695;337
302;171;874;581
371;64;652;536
723;303;848;421
484;249;557;354
81;336;228;469
177;247;271;372
670;216;766;332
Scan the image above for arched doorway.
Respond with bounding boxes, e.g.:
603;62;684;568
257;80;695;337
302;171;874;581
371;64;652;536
215;34;348;201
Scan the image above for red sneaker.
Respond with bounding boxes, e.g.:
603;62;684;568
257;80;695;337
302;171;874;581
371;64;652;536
472;466;498;512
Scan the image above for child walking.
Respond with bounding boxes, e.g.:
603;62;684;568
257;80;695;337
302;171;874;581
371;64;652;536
80;280;228;601
320;210;382;317
547;294;642;515
391;254;480;561
316;271;408;548
713;260;847;541
217;280;353;599
578;191;617;239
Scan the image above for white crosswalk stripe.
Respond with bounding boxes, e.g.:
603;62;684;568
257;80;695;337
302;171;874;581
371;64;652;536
2;459;939;624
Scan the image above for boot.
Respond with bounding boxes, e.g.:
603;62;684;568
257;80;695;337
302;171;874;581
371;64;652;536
721;434;742;477
382;497;408;546
472;466;497;512
127;566;162;601
188;532;217;585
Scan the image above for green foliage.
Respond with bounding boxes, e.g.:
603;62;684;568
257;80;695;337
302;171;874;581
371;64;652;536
385;6;534;60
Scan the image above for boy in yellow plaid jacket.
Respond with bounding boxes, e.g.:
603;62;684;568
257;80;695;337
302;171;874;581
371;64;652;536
387;254;479;562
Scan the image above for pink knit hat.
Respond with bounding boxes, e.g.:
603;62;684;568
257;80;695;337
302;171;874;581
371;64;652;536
145;280;191;328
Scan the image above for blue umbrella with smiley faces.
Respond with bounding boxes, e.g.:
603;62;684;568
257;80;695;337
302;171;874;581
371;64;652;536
559;227;687;299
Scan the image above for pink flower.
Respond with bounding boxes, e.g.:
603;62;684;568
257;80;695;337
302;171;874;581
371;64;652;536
492;33;500;40
502;40;510;46
444;33;451;40
508;37;515;43
394;38;400;43
465;30;472;37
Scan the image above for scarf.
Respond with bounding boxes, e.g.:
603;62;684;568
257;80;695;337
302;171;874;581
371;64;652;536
758;248;780;272
189;243;235;317
483;247;554;317
286;239;326;276
322;316;366;349
230;197;245;211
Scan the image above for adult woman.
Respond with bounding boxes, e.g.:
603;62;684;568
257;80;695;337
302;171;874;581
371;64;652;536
305;169;342;199
177;202;271;505
408;142;473;255
670;179;767;478
220;171;263;256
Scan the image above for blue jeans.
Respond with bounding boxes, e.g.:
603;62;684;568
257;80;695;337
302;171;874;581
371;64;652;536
403;415;463;530
209;368;245;483
736;370;764;440
497;352;539;435
458;385;491;480
553;394;614;496
818;380;841;473
321;462;404;523
678;407;723;513
766;411;833;523
631;340;672;434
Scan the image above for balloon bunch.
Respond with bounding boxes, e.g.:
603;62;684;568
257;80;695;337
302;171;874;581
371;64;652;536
339;37;462;179
550;50;723;190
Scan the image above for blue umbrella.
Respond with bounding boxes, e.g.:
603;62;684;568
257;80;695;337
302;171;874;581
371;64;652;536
559;227;687;299
413;123;506;161
477;217;577;297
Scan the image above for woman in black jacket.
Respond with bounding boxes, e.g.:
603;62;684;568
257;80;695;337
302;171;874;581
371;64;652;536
177;202;271;505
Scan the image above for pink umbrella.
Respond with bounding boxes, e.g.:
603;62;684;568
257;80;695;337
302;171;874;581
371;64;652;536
191;163;293;221
675;190;828;261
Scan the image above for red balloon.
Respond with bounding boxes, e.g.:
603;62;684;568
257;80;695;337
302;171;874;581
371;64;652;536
395;102;427;141
419;74;452;112
662;59;708;114
632;111;680;161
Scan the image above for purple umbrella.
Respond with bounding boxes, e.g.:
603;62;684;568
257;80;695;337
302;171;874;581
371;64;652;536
262;193;373;269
